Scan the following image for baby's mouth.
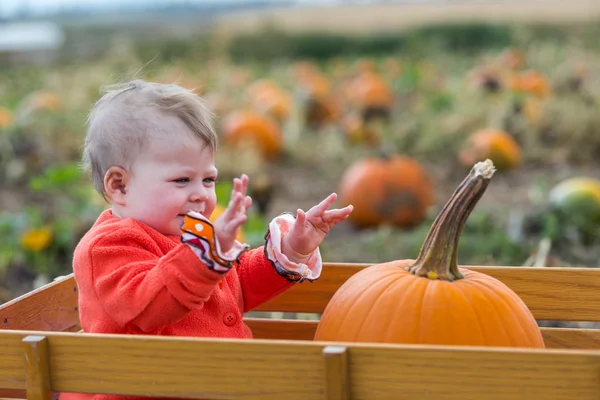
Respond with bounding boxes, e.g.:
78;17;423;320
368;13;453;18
179;211;204;217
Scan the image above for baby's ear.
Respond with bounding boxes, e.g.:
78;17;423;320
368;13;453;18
104;166;129;205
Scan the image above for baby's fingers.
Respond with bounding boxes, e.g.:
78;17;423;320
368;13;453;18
243;195;252;211
323;205;354;223
230;213;248;226
306;193;338;217
232;175;249;196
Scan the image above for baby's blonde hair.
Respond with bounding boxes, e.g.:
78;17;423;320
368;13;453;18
82;79;217;198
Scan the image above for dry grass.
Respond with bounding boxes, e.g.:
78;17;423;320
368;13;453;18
212;0;600;36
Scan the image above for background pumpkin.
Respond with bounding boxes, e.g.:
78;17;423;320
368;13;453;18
338;153;435;229
0;107;14;128
548;177;600;223
459;128;522;171
315;159;545;348
247;80;293;123
220;110;283;160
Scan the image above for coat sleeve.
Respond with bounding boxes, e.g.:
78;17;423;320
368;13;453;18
88;227;223;334
236;213;323;313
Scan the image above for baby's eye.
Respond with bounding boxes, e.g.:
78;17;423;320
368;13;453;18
203;177;217;185
173;177;190;184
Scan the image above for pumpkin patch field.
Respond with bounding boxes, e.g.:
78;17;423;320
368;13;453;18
1;16;600;311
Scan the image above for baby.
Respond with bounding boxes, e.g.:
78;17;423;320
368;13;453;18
61;79;352;400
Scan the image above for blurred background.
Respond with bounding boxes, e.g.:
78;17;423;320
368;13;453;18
2;0;600;303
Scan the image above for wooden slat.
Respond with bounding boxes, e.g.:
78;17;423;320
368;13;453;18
246;318;317;341
47;331;327;399
244;318;600;350
256;263;600;321
0;332;26;390
0;389;26;399
0;275;78;332
4;264;600;338
323;346;349;400
346;344;600;399
23;336;52;400
541;327;600;349
3;330;600;399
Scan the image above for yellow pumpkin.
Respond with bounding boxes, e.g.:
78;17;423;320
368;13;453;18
548;177;600;223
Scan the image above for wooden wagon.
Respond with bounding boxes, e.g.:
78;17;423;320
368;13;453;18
1;262;600;399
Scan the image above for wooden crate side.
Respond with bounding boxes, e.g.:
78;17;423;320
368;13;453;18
0;332;26;390
346;344;600;399
4;331;600;399
0;275;78;332
3;264;600;337
47;332;326;399
256;264;600;321
244;318;600;349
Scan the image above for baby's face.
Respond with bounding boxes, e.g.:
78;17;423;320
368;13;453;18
121;133;218;236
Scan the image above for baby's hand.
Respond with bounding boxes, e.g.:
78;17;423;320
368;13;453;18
213;174;252;253
282;193;353;264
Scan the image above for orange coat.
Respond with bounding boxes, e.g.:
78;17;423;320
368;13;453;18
60;209;317;400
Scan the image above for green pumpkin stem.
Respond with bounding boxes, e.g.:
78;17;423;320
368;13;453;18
409;159;496;281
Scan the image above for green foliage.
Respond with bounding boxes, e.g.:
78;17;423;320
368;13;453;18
215;181;268;248
0;163;105;277
2;18;600;299
402;24;515;56
227;23;519;62
135;35;213;64
227;26;406;62
457;212;530;266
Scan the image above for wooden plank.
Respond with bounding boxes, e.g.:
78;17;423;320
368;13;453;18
23;336;52;400
2;330;600;399
346;344;600;399
4;264;600;338
0;275;78;332
245;318;600;350
323;346;349;400
0;332;26;390
47;332;327;399
541;327;600;349
0;389;26;399
246;318;317;341
20;331;600;399
256;263;600;321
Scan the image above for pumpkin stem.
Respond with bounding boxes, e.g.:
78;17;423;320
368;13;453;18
408;159;496;281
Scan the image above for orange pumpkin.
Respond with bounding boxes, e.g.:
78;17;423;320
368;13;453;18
459;129;521;171
339;154;434;229
247;80;293;123
23;91;62;113
221;110;283;160
508;70;550;98
0;107;14;128
347;72;394;112
294;72;341;128
315;159;545;348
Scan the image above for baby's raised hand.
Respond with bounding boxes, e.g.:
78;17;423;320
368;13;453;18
282;193;353;264
213;174;253;253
